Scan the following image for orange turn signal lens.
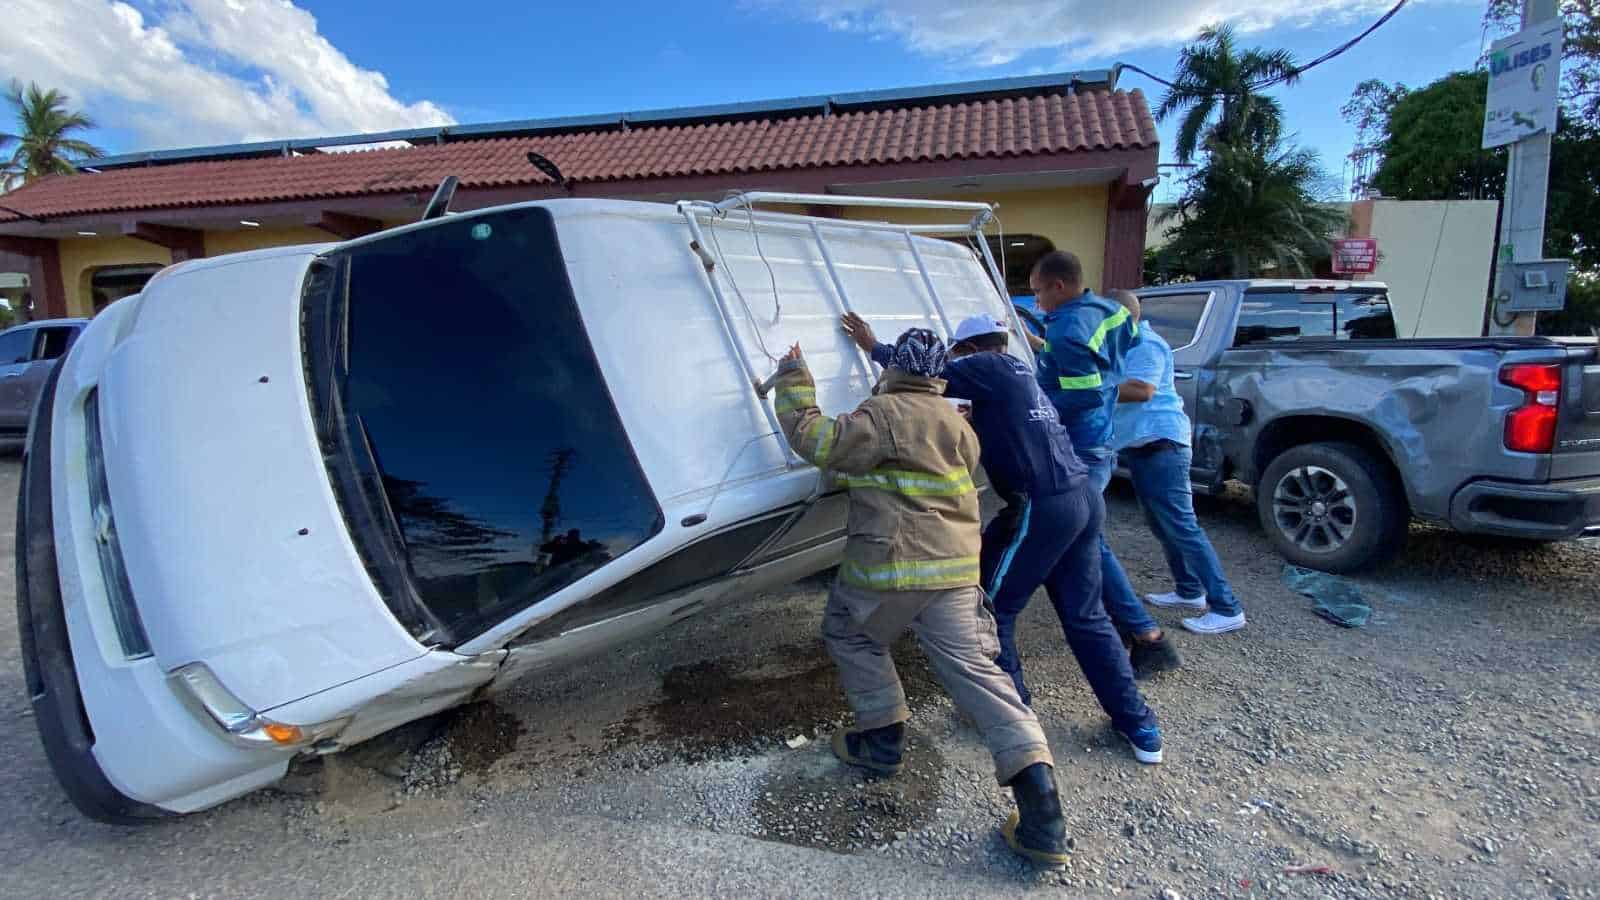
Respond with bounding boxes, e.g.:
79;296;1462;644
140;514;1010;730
262;722;304;745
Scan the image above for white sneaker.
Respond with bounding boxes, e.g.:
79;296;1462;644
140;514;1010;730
1146;591;1207;611
1181;611;1246;635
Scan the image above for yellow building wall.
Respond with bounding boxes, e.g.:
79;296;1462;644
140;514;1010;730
55;225;400;317
839;185;1110;291
202;225;342;258
56;236;172;318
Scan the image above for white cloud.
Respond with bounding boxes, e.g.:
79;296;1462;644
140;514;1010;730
0;0;452;151
773;0;1434;68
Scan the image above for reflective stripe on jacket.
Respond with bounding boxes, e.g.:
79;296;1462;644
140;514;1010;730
771;363;982;592
871;342;1086;498
1036;290;1141;450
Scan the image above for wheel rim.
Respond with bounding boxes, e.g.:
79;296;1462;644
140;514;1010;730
1271;465;1357;554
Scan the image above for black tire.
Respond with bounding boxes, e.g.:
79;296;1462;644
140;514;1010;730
16;362;167;824
1255;442;1407;574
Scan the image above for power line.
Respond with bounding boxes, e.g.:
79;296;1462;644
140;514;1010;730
1116;0;1409;95
1116;62;1180;92
1263;0;1409;88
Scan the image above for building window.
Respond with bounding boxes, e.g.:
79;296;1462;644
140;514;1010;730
91;264;164;314
985;235;1056;299
0;272;26;327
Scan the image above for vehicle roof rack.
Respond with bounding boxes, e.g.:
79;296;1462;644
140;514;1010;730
676;192;1027;462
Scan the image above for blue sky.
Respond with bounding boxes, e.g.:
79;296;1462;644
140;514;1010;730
3;0;1492;197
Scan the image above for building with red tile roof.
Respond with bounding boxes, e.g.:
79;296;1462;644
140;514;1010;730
0;70;1158;318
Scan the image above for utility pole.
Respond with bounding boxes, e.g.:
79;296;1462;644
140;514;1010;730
538;448;576;547
1488;0;1561;336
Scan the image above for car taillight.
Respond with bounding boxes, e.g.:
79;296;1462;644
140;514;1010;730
1500;363;1562;453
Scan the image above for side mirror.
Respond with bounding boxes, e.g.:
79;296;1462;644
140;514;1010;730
420;176;459;221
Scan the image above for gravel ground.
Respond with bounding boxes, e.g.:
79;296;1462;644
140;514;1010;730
4;455;1600;898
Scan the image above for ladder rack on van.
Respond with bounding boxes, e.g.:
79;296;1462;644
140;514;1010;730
676;192;1025;466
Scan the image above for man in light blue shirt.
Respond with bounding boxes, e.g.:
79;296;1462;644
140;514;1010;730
1108;291;1246;635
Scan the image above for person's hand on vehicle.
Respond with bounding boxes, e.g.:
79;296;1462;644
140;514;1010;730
840;313;877;354
777;342;805;373
1025;330;1046;352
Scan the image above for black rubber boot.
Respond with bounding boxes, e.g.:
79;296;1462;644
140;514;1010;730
1130;631;1182;680
1001;762;1072;867
830;722;905;775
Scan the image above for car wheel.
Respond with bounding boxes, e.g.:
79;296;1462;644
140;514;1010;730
1256;442;1406;574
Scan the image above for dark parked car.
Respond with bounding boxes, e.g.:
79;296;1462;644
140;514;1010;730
1129;280;1599;572
0;319;85;437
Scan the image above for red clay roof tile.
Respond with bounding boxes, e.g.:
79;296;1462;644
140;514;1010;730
0;89;1157;222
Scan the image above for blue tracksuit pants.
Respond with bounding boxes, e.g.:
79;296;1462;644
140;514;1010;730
981;482;1158;736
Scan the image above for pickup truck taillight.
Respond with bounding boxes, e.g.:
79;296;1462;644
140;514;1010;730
1500;363;1562;453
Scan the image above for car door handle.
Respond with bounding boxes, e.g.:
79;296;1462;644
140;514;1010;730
3;372;20;378
1174;371;1195;381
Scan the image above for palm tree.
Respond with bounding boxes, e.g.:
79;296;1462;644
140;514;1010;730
1;81;104;190
1155;25;1300;164
1152;143;1347;280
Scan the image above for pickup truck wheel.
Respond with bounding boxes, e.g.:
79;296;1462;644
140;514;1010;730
1257;442;1406;573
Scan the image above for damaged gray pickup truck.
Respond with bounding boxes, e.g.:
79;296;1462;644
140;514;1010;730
1132;279;1600;572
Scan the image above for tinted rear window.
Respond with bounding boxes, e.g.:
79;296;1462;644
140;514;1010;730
321;207;663;642
1233;290;1395;347
1338;293;1397;339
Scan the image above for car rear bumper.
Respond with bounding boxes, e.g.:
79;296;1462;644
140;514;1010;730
1449;475;1600;540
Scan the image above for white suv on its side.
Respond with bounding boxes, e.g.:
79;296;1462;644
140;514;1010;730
18;197;1022;821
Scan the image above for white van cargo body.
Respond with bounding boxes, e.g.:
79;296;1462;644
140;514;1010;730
18;194;1030;821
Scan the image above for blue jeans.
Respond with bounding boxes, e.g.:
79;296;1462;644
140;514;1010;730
1077;447;1161;637
981;485;1157;735
1124;443;1242;617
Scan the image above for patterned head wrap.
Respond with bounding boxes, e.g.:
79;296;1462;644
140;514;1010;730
890;328;948;379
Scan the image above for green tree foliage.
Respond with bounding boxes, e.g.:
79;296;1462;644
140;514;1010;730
1154;24;1300;164
1151;27;1340;282
1151;144;1347;281
1371;71;1505;200
1341;78;1408;197
1538;274;1600;336
1350;62;1600;333
1545;115;1600;271
1;81;104;191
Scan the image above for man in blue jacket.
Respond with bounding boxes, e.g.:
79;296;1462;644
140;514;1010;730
1030;251;1181;678
841;311;1163;764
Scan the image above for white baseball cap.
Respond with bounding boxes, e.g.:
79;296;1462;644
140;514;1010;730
953;314;1008;344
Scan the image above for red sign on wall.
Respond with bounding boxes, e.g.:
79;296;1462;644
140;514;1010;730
1331;238;1379;275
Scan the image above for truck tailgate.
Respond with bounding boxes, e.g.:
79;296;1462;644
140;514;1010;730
1554;341;1600;479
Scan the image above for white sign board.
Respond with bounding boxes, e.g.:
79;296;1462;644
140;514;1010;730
1483;21;1564;149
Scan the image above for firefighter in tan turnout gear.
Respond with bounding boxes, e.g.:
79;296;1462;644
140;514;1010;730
768;328;1071;866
